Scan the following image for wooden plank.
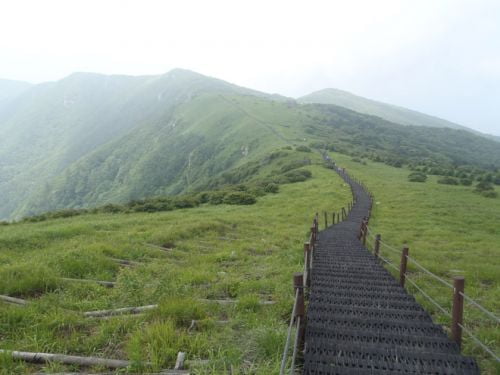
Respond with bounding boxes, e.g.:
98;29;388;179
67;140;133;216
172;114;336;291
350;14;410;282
0;349;140;368
144;243;173;252
0;294;28;305
84;304;158;318
60;278;116;288
198;298;276;305
108;257;141;266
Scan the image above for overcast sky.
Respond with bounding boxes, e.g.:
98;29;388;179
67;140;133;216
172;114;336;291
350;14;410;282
1;0;499;135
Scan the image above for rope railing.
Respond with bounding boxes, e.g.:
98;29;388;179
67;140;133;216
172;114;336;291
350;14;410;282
279;163;356;373
361;222;500;363
405;254;454;289
290;315;302;372
404;273;451;316
459;291;500;323
458;322;500;362
279;288;300;375
378;254;400;272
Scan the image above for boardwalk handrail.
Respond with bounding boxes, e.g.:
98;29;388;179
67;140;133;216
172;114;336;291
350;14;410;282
279;288;300;375
364;222;500;363
280;195;354;373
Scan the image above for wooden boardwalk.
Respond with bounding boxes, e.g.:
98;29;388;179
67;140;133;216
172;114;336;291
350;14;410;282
302;170;480;374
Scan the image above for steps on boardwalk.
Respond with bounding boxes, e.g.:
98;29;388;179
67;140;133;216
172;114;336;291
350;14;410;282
302;172;479;374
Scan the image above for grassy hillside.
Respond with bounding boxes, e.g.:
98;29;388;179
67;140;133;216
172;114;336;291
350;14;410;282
0;154;353;374
298;88;498;140
1;70;499;223
330;152;499;374
1;148;498;373
0;70;273;220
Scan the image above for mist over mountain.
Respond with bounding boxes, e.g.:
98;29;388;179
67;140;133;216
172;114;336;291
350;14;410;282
298;88;499;142
1;69;499;220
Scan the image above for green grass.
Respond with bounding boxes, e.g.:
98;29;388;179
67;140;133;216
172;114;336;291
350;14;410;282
1;149;498;373
331;152;500;374
0;160;352;374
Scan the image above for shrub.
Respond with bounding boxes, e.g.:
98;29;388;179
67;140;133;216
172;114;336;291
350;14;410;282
208;191;228;205
264;183;279;193
49;209;85;219
473;181;497;198
408;172;427;182
480;190;498;198
283;169;312;183
460;178;473;186
296;145;311;152
437;177;458;185
279;159;311;173
196;192;210;203
99;204;125;213
173;196;199;209
222;192;256;205
475;180;494;192
248;186;266;197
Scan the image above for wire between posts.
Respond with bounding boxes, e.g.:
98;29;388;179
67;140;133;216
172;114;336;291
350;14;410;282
290;316;301;374
379;239;404;255
404;274;450;316
368;228;499;328
458;322;500;362
378;255;400;272
280;288;299;375
404;255;454;289
459;291;500;323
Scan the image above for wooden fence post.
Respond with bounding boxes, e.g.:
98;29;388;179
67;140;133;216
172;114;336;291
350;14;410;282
332;212;335;225
324;211;328;229
358;220;365;239
362;221;367;246
399;246;409;287
337;212;340;223
374;234;381;258
310;225;316;243
304;243;311;288
451;276;465;349
294;273;305;352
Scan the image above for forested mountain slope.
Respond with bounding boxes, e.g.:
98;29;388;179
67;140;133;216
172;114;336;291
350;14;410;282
0;70;276;219
298;88;499;141
1;70;499;220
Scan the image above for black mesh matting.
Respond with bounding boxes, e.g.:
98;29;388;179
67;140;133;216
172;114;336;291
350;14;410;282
302;170;479;374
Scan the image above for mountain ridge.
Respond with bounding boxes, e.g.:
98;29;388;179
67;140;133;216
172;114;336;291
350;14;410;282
1;69;499;220
298;87;499;141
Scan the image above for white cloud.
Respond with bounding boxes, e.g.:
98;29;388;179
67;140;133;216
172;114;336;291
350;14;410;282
0;0;499;135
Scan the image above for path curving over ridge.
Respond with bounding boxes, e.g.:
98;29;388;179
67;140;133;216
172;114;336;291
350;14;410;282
302;168;480;374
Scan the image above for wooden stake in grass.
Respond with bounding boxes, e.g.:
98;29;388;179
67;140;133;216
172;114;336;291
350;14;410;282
0;295;28;305
60;278;116;288
108;257;141;266
84;304;158;318
175;352;186;370
144;243;173;251
0;349;141;369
